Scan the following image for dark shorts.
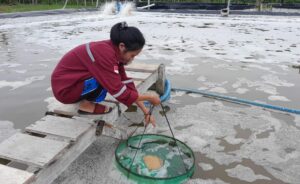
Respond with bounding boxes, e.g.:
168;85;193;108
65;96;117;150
80;77;107;103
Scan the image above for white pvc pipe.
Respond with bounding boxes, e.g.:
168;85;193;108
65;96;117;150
137;3;155;10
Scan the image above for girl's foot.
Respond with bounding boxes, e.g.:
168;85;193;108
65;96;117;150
78;100;112;115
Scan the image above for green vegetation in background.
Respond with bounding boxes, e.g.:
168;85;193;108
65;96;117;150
0;0;299;13
1;0;300;5
0;3;97;13
147;0;300;3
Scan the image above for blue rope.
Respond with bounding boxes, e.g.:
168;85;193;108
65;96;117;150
172;87;300;115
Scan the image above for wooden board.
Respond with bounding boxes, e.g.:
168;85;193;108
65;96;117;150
31;124;98;184
50;99;119;122
126;71;153;80
0;164;34;184
25;116;92;141
136;70;158;94
125;63;159;73
134;80;142;87
0;133;69;168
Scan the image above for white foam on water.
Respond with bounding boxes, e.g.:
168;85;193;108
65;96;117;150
235;88;249;94
166;55;198;76
294;115;300;127
198;87;209;91
213;63;239;71
168;99;181;105
254;99;268;104
197;76;207;82
242;132;299;164
189;136;208;147
0;76;45;90
262;74;294;87
171;91;185;98
232;77;284;95
154;100;300;183
224;136;243;145
268;95;290;102
198;163;214;171
247;64;271;71
24;48;45;53
1;12;299;65
256;85;278;95
209;87;228;94
14;69;27;74
204;81;228;88
0;62;21;68
0;120;19;143
39;63;48;67
278;64;290;71
174;120;215;151
187;178;230;184
39;58;60;62
188;93;203;98
225;164;271;182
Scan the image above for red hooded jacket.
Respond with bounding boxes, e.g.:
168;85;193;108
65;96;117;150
51;40;138;107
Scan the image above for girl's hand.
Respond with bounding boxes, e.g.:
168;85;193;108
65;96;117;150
145;114;156;127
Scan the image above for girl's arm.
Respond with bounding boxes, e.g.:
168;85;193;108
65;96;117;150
136;93;160;105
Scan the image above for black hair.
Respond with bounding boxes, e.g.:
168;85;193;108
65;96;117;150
110;22;145;51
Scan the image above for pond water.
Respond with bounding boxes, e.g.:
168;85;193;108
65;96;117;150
0;10;300;184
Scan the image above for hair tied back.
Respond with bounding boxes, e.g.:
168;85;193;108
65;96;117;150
119;22;128;30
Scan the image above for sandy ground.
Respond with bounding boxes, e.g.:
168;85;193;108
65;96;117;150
0;10;300;183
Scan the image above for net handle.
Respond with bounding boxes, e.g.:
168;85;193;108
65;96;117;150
160;103;188;172
127;105;155;178
127;102;188;177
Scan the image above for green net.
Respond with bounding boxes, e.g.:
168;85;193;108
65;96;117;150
115;134;195;184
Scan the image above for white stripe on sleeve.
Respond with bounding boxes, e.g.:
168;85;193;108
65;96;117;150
112;85;127;98
122;79;134;84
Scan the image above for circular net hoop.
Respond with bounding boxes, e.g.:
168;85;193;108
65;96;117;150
115;134;195;184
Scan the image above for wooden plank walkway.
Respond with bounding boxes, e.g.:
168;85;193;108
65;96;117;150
25;115;92;142
0;164;34;184
0;133;69;168
0;63;165;184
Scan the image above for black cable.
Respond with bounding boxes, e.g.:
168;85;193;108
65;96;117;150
127;105;155;178
126;103;189;177
160;103;188;172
